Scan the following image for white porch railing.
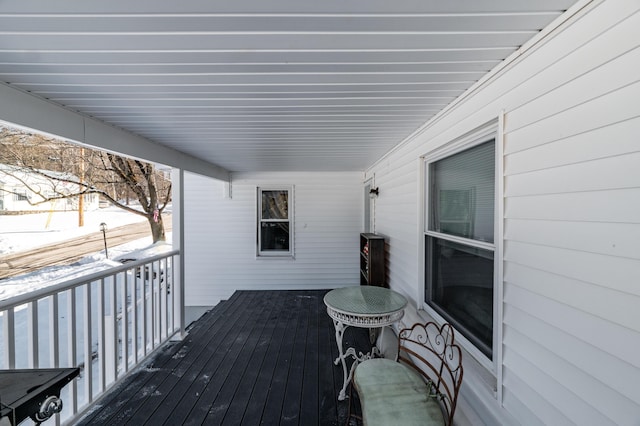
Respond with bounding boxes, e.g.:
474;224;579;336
0;250;183;425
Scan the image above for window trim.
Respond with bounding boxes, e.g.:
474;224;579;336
363;178;374;233
419;120;500;372
256;186;294;258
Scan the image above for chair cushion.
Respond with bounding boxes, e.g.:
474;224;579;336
353;358;445;426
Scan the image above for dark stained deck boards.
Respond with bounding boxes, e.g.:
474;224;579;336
80;292;248;425
239;293;293;426
126;292;255;424
193;293;279;425
298;293;320;424
215;293;285;425
75;290;370;426
143;291;266;425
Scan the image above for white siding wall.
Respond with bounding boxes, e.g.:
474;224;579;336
366;2;640;425
183;171;363;306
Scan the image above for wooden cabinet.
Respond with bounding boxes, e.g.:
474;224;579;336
360;233;386;287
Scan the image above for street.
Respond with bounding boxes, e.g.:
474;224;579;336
0;219;172;280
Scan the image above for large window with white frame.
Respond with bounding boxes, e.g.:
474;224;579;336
257;187;293;257
424;135;496;359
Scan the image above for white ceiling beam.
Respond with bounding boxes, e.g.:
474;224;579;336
0;14;563;33
0;0;577;14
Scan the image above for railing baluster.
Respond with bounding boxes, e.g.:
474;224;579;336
172;254;178;335
28;301;39;368
178;253;185;338
2;307;15;369
97;278;105;392
141;265;148;357
168;257;173;335
167;257;172;336
157;260;161;345
160;259;167;341
131;266;138;365
150;263;155;350
50;294;59;368
156;260;162;344
151;261;156;348
158;260;162;343
67;288;78;415
110;274;117;381
83;282;93;404
122;270;129;373
153;261;167;343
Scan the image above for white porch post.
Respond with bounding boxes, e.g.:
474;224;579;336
172;168;186;339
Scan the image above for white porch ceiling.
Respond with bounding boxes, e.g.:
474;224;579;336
0;0;578;172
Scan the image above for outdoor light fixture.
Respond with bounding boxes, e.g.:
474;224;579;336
369;187;379;198
99;222;108;259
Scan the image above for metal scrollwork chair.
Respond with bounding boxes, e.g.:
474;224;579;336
349;321;463;426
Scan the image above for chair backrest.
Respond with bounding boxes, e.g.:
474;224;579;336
396;322;463;425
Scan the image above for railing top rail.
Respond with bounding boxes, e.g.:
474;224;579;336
0;249;180;311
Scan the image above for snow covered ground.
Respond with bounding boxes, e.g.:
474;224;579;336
0;206;147;255
0;206;172;301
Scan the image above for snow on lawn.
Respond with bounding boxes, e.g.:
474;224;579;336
0;206;147;255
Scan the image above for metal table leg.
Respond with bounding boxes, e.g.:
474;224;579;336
332;319;379;401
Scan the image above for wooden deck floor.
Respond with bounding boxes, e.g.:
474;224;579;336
75;290;369;426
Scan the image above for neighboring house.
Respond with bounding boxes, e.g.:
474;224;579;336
0;165;99;212
0;1;637;426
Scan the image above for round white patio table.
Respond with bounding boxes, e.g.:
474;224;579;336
324;285;408;401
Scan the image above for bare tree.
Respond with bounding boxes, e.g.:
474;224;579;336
98;153;170;242
0;125;171;243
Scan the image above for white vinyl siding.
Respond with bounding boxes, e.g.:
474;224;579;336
183;171;362;306
499;3;640;424
366;1;640;424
